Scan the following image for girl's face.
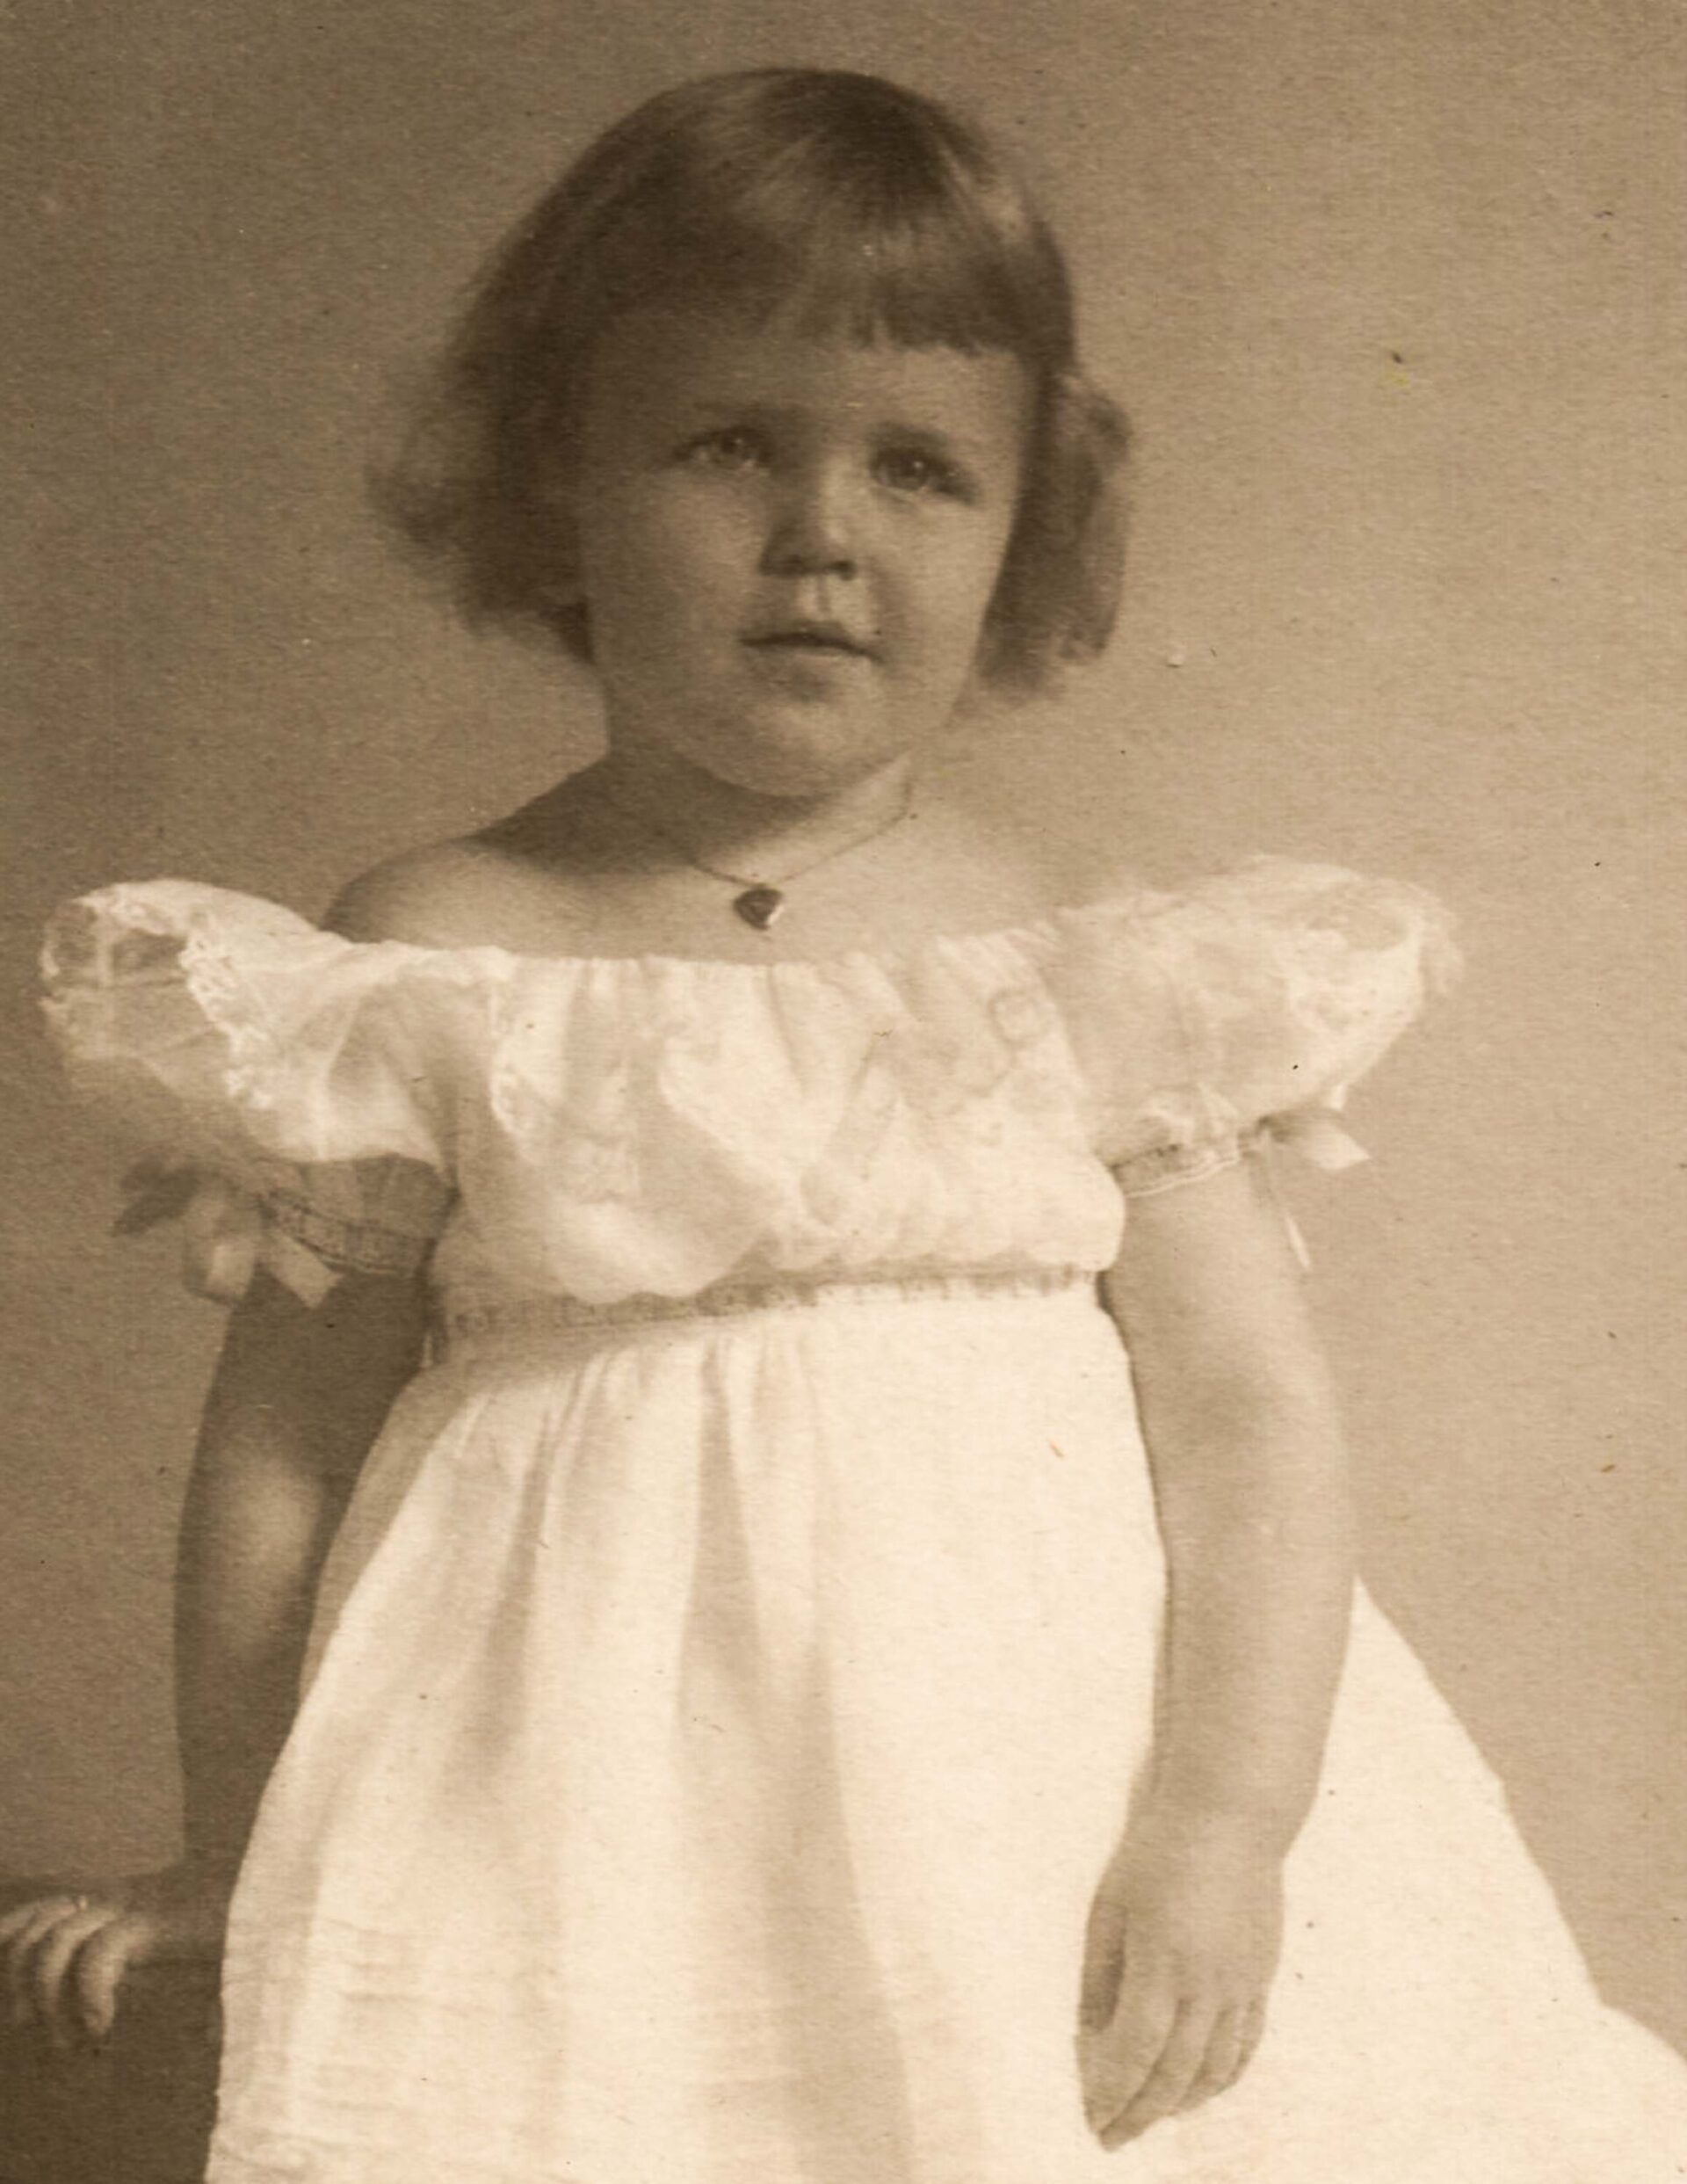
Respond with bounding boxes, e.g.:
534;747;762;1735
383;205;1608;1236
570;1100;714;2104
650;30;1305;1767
562;305;1031;799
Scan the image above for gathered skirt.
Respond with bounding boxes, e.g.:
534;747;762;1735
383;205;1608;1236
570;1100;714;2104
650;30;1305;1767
204;1277;1687;2182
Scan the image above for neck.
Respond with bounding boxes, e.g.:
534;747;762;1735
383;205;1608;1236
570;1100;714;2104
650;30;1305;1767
588;745;916;881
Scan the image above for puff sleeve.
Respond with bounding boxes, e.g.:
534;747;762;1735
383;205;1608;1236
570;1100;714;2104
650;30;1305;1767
1048;856;1460;1199
41;880;467;1303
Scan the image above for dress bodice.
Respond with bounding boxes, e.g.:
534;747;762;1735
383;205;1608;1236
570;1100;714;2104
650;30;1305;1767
40;857;1459;1312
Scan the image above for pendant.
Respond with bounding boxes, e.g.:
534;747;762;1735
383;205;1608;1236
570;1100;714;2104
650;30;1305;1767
733;885;786;931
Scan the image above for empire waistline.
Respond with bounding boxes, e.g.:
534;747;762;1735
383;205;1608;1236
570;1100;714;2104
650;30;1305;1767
431;1262;1101;1360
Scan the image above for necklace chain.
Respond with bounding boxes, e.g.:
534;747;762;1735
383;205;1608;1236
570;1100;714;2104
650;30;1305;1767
597;784;914;901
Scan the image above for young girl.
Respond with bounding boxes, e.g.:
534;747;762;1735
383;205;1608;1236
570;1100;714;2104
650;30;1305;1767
9;67;1685;2182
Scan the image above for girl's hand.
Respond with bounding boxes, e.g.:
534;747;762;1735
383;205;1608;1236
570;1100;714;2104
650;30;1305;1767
0;1864;232;2050
1075;1814;1284;2149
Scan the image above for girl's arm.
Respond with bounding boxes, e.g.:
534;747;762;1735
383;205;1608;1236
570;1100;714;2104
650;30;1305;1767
176;1265;431;1875
1107;1149;1356;1845
1;1264;429;2048
1077;1147;1357;2147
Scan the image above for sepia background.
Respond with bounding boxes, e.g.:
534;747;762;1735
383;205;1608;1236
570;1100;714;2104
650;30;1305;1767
4;0;1683;2082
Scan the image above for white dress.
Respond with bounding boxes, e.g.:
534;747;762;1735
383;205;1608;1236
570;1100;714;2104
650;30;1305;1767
41;856;1687;2183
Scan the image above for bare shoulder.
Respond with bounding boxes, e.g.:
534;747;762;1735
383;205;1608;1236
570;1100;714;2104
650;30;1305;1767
909;758;1149;924
890;786;1088;930
322;773;617;954
324;840;497;947
322;835;582;952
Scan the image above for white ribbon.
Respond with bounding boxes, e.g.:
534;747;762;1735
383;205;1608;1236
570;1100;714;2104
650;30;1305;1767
120;1165;339;1308
1256;1097;1371;1269
1264;1099;1370;1173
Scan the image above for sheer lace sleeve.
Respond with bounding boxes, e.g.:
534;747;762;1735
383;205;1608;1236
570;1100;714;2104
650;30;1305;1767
44;880;472;1302
1045;856;1460;1197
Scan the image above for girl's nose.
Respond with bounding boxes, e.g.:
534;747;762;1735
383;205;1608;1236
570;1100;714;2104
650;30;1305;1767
761;466;860;579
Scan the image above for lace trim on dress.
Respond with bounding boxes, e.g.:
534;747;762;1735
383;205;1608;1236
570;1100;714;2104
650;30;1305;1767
436;1263;1097;1356
264;1192;437;1281
1112;1133;1250;1198
42;881;458;1176
107;1157;452;1305
43;886;294;1110
42;860;1455;1308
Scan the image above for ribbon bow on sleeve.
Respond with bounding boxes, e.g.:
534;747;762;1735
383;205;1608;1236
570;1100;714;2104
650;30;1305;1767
115;1163;340;1307
1253;1094;1371;1270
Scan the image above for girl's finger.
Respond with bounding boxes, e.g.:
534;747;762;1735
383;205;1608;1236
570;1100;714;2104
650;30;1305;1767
1221;1994;1269;2091
74;1916;151;2041
31;1907;112;2046
1181;1999;1248;2108
1076;1885;1128;2031
1082;1975;1177;2135
0;1896;81;1946
1101;1999;1216;2147
5;1901;84;2021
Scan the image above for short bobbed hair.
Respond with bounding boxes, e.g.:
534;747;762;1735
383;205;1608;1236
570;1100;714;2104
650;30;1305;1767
375;69;1128;693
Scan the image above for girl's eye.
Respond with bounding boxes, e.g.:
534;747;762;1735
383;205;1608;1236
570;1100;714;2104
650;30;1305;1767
875;446;970;500
684;428;765;471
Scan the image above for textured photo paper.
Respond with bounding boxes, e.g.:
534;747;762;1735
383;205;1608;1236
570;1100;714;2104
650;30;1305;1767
4;5;1683;2176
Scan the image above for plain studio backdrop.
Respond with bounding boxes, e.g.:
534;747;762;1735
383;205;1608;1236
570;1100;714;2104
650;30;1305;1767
3;0;1683;2070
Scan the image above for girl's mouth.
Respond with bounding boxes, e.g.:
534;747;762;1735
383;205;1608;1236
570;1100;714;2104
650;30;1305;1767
743;623;878;660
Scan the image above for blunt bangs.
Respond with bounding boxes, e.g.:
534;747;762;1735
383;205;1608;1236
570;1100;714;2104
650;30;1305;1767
573;75;1075;368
